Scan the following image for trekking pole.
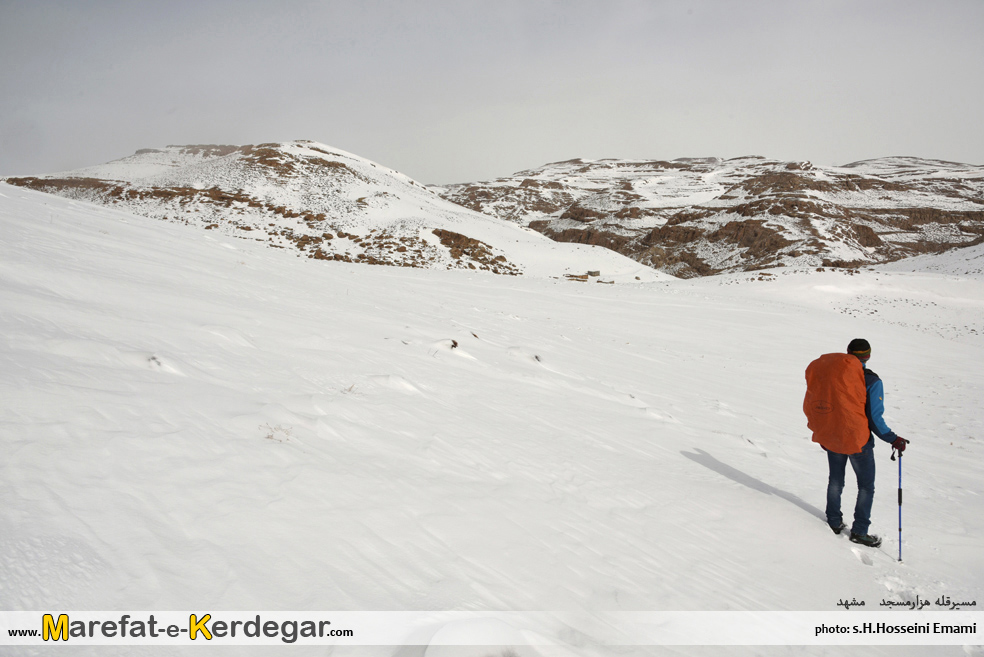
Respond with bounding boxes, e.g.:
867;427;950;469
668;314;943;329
891;449;903;562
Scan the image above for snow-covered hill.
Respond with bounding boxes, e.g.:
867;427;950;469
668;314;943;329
437;156;984;278
1;142;662;282
1;184;983;656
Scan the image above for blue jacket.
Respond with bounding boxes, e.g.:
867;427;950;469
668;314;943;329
862;366;898;444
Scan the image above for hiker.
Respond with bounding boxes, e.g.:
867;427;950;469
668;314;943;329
804;339;908;548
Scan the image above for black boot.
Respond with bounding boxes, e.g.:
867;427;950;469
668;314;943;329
849;532;882;548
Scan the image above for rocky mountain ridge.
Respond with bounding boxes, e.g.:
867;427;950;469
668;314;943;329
435;155;984;277
3;142;660;281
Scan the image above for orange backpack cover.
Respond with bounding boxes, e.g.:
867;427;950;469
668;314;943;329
804;353;869;454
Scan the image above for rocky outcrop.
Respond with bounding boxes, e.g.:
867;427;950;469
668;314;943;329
431;229;518;274
438;156;984;277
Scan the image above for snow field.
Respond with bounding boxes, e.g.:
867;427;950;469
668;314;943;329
1;184;983;656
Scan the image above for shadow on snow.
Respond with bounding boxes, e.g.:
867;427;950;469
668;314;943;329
681;448;824;522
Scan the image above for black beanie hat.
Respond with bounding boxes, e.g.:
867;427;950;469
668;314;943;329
847;338;871;360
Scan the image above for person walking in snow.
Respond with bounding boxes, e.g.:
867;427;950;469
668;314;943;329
804;339;909;548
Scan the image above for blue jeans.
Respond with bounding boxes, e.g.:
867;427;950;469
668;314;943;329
826;437;875;535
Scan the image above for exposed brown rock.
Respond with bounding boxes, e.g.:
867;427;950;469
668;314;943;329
438;155;984;277
642;247;721;278
729;172;837;196
707;220;793;254
170;144;239;158
851;224;883;247
529;221;631;252
559;204;608;223
431;229;519;274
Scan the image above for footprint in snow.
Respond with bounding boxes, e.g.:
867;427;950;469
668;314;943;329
877;575;921;604
851;547;874;566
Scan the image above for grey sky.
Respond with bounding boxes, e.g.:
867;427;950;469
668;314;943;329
1;0;982;184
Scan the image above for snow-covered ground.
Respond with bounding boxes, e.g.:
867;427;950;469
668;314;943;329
1;183;983;656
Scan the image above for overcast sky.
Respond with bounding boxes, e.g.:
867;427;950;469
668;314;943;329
1;0;982;184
